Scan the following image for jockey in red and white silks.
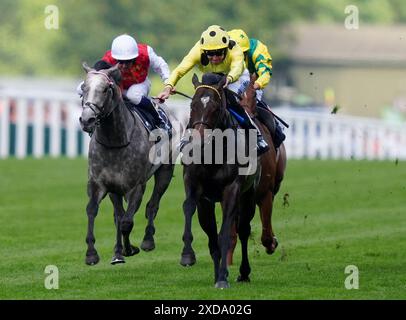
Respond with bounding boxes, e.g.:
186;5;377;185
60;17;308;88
78;34;170;105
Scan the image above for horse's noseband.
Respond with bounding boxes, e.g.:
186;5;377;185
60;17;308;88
85;101;103;113
84;101;104;127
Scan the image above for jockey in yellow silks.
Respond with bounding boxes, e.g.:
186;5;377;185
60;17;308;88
158;25;269;154
158;25;247;97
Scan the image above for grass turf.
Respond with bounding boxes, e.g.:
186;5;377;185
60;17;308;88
0;158;405;299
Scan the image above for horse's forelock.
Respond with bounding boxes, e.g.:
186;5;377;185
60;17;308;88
87;72;111;90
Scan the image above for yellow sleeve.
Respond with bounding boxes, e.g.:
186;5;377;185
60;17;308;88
227;44;244;83
252;40;273;89
165;42;201;88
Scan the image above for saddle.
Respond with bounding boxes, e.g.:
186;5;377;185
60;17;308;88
124;98;172;134
226;90;283;151
256;103;276;137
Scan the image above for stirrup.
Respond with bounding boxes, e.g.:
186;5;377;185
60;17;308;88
257;138;270;156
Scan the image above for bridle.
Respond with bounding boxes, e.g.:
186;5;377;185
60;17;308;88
190;85;225;130
83;71;120;127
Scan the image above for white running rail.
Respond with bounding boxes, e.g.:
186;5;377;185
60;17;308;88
1;88;405;160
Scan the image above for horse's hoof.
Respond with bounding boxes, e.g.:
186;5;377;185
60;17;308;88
180;253;196;267
85;254;100;266
265;237;279;255
123;245;140;257
237;275;251;283
141;239;155;252
215;281;230;289
111;255;125;265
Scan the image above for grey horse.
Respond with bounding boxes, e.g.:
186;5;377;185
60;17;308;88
79;62;188;265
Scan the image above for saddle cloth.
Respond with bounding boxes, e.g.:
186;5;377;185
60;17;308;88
124;99;172;134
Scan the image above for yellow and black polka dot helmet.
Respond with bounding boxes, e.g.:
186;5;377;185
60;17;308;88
200;25;230;50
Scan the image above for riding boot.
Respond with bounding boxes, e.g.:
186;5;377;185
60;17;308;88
138;96;172;139
257;99;285;149
273;120;286;149
247;115;270;155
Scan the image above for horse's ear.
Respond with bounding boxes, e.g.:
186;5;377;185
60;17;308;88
192;73;201;88
82;62;92;73
250;73;257;85
106;64;121;85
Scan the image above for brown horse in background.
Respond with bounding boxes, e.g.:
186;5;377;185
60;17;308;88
227;74;287;265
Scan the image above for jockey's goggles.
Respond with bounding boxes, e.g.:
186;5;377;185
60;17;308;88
117;59;135;65
204;48;227;57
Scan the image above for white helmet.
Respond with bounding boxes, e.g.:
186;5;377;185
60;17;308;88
111;34;139;60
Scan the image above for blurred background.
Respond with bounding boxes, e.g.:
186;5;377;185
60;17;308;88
1;0;406;159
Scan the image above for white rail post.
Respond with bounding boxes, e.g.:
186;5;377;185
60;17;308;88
330;120;340;159
33;99;45;158
66;102;79;158
294;118;306;159
307;118;318;159
49;101;61;157
319;119;329;159
16;98;28;159
82;131;90;157
0;97;10;158
376;127;385;160
364;125;373;160
353;126;364;160
341;124;353;159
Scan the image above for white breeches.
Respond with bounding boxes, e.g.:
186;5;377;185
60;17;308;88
227;69;250;96
227;69;263;101
125;78;151;105
256;89;263;101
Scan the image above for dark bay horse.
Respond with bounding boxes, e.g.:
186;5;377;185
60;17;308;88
180;73;260;288
227;74;287;265
80;62;188;265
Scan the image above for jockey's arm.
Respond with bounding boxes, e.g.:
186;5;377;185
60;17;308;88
157;42;200;100
227;42;245;85
252;40;273;89
148;46;170;83
165;41;201;88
